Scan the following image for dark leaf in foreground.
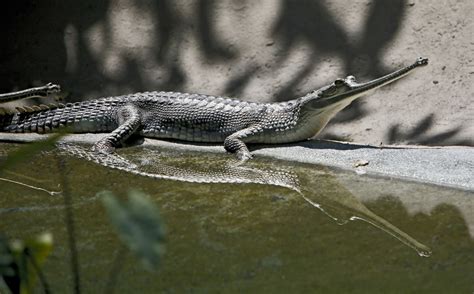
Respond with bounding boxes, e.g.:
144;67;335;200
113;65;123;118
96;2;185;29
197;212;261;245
101;190;165;271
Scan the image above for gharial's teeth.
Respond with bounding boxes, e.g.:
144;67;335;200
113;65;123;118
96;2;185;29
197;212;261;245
15;107;26;113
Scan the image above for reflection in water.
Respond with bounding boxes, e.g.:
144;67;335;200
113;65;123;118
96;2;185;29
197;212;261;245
58;143;431;257
57;143;300;191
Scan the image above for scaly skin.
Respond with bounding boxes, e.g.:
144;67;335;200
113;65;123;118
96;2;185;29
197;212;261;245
0;57;428;161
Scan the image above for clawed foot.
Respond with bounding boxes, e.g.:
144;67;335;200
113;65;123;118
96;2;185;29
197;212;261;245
235;150;253;165
91;140;116;154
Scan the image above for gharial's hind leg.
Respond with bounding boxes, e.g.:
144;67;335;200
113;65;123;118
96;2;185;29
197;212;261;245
92;105;142;153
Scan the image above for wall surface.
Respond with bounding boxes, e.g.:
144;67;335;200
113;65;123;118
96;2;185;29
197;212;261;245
1;0;472;145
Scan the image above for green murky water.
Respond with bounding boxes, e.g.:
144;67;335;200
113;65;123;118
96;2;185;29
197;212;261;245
1;143;473;293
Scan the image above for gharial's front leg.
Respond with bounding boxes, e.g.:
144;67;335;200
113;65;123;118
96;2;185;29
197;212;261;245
92;105;142;153
224;126;263;162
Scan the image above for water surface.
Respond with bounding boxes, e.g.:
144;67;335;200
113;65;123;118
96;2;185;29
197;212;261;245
1;143;473;293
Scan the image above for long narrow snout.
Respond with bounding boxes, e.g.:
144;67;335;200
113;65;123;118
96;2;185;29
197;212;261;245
322;57;429;106
345;57;428;97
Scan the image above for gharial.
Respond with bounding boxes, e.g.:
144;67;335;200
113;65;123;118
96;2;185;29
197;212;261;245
0;57;428;162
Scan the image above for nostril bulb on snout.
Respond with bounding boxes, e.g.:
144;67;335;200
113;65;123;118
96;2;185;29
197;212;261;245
416;57;429;65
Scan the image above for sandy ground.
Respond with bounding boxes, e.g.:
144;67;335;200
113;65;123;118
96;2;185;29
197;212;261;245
0;0;472;145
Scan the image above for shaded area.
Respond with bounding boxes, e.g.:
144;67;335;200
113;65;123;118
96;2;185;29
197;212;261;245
0;0;113;98
197;0;237;62
150;0;187;91
348;0;407;76
224;65;259;97
271;0;352;63
387;113;474;146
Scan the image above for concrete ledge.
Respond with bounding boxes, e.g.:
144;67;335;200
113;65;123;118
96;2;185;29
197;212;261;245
1;133;473;191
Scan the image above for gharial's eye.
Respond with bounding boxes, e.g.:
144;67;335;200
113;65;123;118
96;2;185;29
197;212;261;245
334;78;345;86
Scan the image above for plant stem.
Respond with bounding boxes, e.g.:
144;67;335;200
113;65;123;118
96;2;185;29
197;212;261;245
58;158;81;294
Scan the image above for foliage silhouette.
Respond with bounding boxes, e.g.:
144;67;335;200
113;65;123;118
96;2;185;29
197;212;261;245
387;113;473;146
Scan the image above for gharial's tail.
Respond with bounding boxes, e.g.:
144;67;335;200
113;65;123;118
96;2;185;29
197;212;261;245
0;103;69;133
